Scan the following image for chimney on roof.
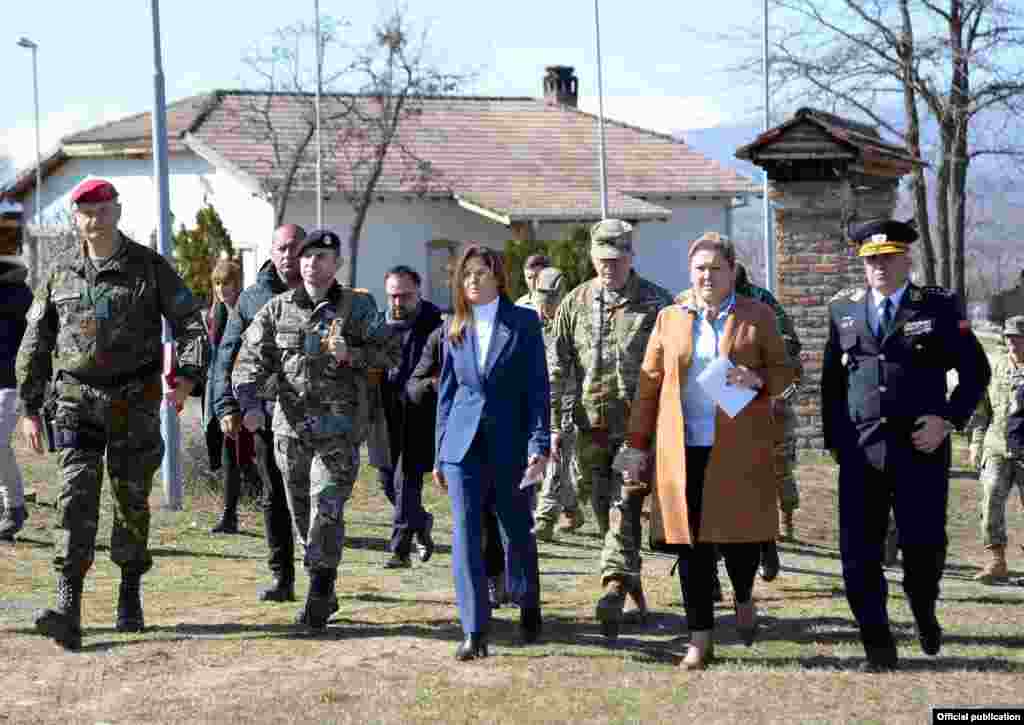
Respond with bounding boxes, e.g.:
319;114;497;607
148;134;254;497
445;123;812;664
544;65;578;108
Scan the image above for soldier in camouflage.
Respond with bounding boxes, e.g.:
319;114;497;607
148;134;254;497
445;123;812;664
17;179;209;651
734;263;803;580
967;315;1024;584
233;229;400;629
513;254;550;307
549;219;673;638
519;267;583;541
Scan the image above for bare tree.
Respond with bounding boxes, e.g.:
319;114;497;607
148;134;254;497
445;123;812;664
725;0;1024;299
238;9;471;286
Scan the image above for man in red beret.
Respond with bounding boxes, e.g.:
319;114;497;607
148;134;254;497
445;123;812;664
16;177;210;651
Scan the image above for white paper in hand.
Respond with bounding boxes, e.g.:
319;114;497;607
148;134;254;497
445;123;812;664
695;357;757;418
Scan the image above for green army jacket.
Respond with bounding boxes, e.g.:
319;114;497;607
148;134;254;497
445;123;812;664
16;233;208;414
969;352;1024;459
549;272;673;436
233;282;401;441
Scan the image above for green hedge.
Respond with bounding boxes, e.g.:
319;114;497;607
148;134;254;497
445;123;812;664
504;225;595;301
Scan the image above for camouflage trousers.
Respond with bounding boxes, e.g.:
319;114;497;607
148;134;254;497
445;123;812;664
773;401;799;514
51;374;164;579
534;429;579;525
274;434;358;572
575;431;642;587
978;454;1024;549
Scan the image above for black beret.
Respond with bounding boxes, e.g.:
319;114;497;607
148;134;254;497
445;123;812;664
298;228;342;256
849;219;918;256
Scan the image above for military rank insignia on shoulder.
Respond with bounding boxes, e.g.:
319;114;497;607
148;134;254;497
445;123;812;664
830;287;865;303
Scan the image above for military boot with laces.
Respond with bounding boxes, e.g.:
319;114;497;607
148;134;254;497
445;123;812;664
596;579;627;639
116;573;145;633
35;575;83;651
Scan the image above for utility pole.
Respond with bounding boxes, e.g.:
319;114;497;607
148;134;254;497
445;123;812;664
593;0;609;219
150;0;182;509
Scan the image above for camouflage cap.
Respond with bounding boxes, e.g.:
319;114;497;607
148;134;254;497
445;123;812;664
1004;315;1024;337
590;219;634;259
534;267;565;298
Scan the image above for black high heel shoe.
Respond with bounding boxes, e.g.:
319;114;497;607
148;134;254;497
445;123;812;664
455;633;489;661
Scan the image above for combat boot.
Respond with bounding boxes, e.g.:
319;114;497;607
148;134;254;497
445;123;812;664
596;579;627;640
624;579;649;624
35;575;83;651
296;569;337;631
116;572;145;633
0;505;28;541
258;571;296;602
558;508;586;533
781;511;795;542
973;545;1009;584
532;519;556;542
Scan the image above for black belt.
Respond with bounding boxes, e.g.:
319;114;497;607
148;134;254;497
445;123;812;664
61;360;162;389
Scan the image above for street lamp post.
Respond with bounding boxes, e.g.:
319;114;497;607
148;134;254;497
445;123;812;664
17;37;41;227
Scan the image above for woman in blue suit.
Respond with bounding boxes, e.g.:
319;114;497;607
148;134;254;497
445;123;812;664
433;244;551;661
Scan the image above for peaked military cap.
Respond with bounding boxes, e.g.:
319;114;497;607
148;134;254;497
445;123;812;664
850;219;918;257
591;219;634;259
299;228;342;256
1004;315;1024;337
534;267;565;298
71;178;118;205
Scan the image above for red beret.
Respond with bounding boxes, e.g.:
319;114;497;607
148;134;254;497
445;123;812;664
71;178;118;205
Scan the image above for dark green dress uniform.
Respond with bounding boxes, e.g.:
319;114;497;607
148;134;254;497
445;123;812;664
821;220;990;670
17;232;208;579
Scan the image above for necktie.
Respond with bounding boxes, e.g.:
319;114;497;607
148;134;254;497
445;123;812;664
879;297;893;338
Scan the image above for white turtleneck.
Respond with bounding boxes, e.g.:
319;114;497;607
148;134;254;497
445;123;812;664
473;297;500;370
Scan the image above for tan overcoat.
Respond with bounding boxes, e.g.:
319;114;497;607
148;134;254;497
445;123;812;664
627;295;796;545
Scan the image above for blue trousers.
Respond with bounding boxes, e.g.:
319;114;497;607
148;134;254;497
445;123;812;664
442;431;540;635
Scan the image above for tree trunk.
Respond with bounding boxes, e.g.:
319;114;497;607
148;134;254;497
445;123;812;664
274;123;316;228
344;199;370;288
898;0;936;285
934;127;954;289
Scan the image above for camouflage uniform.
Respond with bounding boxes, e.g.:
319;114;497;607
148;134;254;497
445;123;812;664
518;268;578;533
968;339;1024;580
233;282;400;581
550;254;673;591
16;233;208;580
735;269;803;522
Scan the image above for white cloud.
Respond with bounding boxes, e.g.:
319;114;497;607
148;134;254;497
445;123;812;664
577;95;726;135
0;103;133;174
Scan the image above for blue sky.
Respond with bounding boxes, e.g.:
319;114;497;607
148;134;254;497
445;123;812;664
0;0;768;174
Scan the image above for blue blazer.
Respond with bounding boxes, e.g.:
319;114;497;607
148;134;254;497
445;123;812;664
435;297;550;470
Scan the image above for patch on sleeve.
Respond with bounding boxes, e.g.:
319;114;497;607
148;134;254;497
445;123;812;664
26;299;45;322
830;287;865;303
922;285;954;297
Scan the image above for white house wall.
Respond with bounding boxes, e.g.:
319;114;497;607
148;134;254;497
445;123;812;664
284;196;511;305
23;152;272;286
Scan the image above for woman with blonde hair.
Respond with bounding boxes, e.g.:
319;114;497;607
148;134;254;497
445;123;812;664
619;232;796;670
206;258;244;533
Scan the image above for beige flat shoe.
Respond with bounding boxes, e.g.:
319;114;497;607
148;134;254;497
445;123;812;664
682;630;714;670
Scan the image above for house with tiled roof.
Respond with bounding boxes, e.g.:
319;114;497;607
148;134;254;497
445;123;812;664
4;66;758;303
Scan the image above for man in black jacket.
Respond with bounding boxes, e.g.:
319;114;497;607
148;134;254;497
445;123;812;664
213;224;303;600
378;266;443;568
0;199;33;541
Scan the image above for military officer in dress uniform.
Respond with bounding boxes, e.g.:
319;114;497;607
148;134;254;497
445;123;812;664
821;219;990;672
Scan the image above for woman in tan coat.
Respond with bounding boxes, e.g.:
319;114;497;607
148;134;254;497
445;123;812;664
619;233;796;670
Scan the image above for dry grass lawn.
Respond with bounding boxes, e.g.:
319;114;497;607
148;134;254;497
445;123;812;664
2;404;1023;724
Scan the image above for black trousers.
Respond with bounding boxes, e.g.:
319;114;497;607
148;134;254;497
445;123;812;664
382;454;431;557
258;429;295;579
676;446;762;632
206;420;240;517
838;442;948;642
483;506;505;578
